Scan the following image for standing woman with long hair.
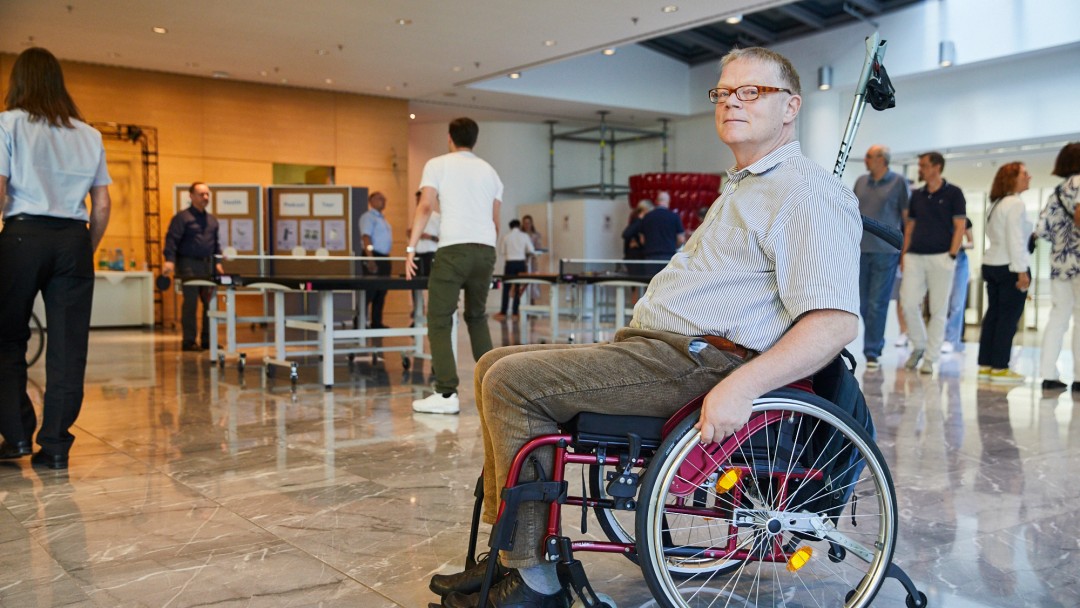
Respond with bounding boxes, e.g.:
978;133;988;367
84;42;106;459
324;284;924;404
977;162;1032;383
1035;142;1080;390
0;48;112;469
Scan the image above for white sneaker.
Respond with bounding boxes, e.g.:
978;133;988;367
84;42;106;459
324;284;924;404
412;392;460;415
894;333;909;347
940;342;954;354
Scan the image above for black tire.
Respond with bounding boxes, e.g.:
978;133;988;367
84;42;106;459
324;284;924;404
26;312;45;367
636;391;897;608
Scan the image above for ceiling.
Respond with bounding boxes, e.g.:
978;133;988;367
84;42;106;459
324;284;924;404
0;0;922;127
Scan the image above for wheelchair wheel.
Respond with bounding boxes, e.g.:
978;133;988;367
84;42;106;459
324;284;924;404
27;312;45;367
636;392;897;608
588;463;742;578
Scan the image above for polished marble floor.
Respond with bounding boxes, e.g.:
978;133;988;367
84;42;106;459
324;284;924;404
1;317;1079;607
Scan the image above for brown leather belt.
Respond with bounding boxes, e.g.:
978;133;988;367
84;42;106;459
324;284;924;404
699;335;758;360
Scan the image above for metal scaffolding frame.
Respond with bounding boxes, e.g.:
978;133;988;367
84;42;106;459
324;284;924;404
548;112;668;200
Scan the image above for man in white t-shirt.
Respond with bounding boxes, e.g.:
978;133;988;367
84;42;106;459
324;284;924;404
494;219;535;320
405;117;503;414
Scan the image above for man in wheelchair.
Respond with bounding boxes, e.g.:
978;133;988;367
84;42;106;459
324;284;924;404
433;47;862;608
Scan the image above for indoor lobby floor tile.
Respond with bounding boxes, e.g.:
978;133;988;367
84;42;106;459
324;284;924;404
1;324;1078;607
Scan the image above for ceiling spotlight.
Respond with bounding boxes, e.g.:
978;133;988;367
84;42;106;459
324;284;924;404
315;49;329;55
409;113;416;120
452;66;463;72
385;85;393;91
725;15;743;24
602;48;616;56
396;18;412;26
324;78;334;84
508;72;521;79
939;40;956;67
544;40;557;47
152;26;168;34
662;5;679;13
817;66;832;91
259;70;268;76
211;71;230;79
281;78;288;84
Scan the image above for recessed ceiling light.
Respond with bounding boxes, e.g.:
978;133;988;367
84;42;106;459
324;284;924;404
508;72;521;79
544;40;557;47
315;49;329;55
396;18;412;25
385;85;393;91
409;113;416;119
662;5;678;13
280;78;288;84
725;15;743;24
152;26;168;34
259;70;268;76
324;78;334;84
211;71;229;79
452;66;463;72
602;48;616;56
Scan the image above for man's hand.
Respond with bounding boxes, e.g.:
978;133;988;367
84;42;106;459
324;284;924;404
695;376;755;444
163;261;175;276
365;260;377;274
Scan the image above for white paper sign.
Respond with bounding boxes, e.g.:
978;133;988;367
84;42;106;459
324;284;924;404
313;193;344;217
279;193;311;216
217;219;230;248
323;219;346;251
231;219;255;251
216;190;250;215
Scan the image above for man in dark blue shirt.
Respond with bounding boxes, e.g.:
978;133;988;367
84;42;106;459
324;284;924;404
633;191;685;274
164;182;223;351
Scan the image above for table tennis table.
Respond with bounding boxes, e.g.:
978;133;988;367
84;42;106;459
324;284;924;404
500;258;664;343
201;255;434;388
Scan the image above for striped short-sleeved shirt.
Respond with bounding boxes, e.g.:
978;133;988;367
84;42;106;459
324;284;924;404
630;141;861;353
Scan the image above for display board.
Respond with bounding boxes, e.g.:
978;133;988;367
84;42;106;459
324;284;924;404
172;183;263;274
267;185;354;275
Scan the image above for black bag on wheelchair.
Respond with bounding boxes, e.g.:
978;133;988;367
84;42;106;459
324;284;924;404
742;350;874;522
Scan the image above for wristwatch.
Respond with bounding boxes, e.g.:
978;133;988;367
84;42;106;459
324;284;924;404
405;246;416;254
365;244;374;252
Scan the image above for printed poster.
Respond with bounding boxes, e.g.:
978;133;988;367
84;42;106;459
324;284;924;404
217;219;229;249
323;219;346;252
301;219;323;251
231;219;255;252
276;219;298;252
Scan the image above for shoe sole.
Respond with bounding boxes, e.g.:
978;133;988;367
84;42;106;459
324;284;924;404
412;406;460;415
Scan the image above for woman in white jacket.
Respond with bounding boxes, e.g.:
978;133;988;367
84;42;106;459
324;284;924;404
977;161;1031;383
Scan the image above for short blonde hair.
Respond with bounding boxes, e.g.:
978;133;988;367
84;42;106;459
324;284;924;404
720;47;801;96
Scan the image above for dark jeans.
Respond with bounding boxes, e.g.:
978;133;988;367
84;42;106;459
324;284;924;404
859;252;901;358
428;244;496;394
177;256;215;347
0;218;94;455
978;264;1028;369
363;253;391;327
499;260;528;314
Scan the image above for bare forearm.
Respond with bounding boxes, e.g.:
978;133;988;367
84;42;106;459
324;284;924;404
88;185;111;251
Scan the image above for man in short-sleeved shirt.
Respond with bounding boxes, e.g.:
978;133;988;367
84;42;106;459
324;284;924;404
900;151;966;373
358;191;392;328
639;190;685;259
427;48;862;608
405;117;503;415
854;145;909;368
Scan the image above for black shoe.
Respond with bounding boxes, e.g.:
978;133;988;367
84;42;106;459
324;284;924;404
182;343;201;352
30;450;68;470
442;571;568;608
1072;382;1080;392
1042;379;1068;390
0;440;32;459
430;555;511;597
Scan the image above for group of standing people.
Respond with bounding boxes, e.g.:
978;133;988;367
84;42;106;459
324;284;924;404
857;141;1080;386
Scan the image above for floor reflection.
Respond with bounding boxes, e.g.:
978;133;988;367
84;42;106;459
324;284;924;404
0;326;1077;607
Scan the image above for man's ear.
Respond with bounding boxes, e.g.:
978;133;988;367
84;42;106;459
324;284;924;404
784;94;802;124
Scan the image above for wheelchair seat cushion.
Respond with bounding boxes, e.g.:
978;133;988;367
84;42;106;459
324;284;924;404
562;412;666;451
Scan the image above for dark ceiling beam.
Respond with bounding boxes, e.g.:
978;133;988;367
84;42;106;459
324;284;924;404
777;4;826;30
729;19;777;44
844;0;884;15
680;30;732;54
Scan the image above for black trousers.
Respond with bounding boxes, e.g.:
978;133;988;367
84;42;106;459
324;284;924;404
0;218;94;455
365;253;391;327
978;264;1028;369
500;260;528;314
177;256;215;347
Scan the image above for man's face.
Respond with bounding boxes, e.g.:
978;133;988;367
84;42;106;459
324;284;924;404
864;148;886;173
917;157;940;182
190;185;211;211
714;58;798;152
370;194;386;211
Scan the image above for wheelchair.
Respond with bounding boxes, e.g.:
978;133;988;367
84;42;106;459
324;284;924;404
451;354;927;608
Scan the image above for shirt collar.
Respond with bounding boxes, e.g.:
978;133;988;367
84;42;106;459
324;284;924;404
727;141;802;179
867;170;897;186
369;208;385;219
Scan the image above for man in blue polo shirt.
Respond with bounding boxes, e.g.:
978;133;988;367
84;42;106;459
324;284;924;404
638;190;685;274
900;151;966;374
359;191;393;329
